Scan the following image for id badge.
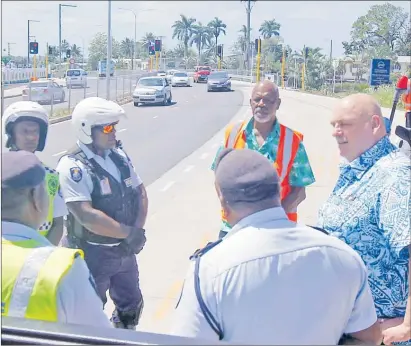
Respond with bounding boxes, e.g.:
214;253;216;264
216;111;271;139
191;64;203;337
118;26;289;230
100;177;112;195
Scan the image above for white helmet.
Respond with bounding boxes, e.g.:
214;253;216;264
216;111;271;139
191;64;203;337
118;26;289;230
2;101;49;151
71;97;126;144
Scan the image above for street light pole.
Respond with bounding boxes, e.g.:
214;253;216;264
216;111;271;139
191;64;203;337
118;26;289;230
27;20;40;66
59;3;77;71
118;8;137;70
241;0;255;72
106;0;112;100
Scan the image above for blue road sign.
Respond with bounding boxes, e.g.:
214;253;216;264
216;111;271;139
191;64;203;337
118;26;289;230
369;58;391;86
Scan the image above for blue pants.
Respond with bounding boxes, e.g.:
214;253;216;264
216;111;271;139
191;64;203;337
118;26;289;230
81;242;143;321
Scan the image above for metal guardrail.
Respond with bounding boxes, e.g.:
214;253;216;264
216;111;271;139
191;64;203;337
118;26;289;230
1;316;230;345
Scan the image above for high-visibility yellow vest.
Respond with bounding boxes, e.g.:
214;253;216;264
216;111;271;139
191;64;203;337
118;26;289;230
1;239;84;322
38;165;60;237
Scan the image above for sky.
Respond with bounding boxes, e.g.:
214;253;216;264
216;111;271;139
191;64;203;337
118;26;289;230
1;0;410;59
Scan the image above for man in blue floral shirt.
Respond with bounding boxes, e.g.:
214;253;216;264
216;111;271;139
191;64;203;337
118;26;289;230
317;94;411;345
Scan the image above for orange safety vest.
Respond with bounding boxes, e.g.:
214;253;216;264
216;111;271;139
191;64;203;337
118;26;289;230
222;120;303;222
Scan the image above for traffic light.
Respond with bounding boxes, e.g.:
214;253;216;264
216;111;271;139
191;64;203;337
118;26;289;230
48;46;53;55
154;39;161;52
66;49;71;58
254;38;261;53
285;50;289;58
304;47;309;58
29;42;38;54
217;45;223;59
148;44;155;56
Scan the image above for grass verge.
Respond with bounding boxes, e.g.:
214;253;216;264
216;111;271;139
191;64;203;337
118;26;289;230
304;84;404;110
49;96;133;120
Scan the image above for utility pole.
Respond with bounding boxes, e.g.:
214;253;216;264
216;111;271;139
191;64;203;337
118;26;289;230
246;0;251;72
59;3;77;71
330;39;333;63
106;0;112;100
27;20;40;66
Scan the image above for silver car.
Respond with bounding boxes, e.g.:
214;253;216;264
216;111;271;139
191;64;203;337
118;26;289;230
22;80;66;104
207;71;232;92
133;76;172;106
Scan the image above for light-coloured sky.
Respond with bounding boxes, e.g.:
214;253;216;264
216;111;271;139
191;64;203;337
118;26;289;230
2;1;409;58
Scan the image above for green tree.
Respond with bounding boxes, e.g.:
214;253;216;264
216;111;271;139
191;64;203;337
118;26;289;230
120;38;134;59
344;3;409;53
259;19;281;39
190;22;212;62
87;32;120;69
207;17;227;55
172;14;196;57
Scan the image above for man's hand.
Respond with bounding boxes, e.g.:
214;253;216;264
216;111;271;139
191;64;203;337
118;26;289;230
381;318;411;345
120;227;146;255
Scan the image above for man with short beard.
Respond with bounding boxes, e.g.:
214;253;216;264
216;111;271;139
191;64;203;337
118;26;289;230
317;93;411;345
211;80;315;238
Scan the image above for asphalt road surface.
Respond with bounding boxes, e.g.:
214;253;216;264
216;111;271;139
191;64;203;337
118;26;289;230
34;82;244;185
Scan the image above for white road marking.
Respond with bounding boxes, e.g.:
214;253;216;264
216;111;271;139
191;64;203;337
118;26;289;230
200;153;209;160
183;165;195;173
117;128;127;133
153;116;158;119
161;181;175;192
52;150;67;157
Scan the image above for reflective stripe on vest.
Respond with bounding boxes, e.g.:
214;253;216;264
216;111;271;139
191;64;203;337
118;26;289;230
223;121;302;220
38;168;59;237
225;120;301;187
1;240;84;322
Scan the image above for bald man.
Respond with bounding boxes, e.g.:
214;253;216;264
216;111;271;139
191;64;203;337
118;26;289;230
211;80;315;238
317;93;411;345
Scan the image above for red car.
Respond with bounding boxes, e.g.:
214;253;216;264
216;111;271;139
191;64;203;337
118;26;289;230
193;66;211;83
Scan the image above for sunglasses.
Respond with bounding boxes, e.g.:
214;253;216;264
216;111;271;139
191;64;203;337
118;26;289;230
95;124;116;134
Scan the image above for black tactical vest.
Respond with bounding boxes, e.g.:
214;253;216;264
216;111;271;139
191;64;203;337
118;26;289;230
65;145;139;245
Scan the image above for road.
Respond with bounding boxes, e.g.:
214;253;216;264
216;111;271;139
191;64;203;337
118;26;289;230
35;82;244;185
3;75;139;115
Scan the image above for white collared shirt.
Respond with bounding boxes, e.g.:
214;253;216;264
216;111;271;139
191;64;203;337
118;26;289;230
2;221;112;328
56;141;142;204
170;207;377;344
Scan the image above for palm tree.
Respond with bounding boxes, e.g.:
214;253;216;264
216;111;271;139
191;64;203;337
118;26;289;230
120;38;134;59
259;19;281;39
140;32;156;50
172;14;196;57
190;22;212;62
207;17;227;55
173;43;186;58
70;44;81;58
61;39;70;52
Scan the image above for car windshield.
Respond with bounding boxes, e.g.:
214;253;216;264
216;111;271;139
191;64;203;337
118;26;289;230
158;71;166;74
198;67;210;71
67;70;81;76
209;72;228;79
138;78;164;87
31;82;49;88
174;73;187;77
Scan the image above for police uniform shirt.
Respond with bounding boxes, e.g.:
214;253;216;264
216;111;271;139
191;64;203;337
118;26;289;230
2;221;112;328
170;207;378;344
56;140;143;204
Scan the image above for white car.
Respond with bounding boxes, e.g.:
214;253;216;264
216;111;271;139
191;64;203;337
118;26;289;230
157;70;167;77
22;80;65;104
133;76;172;106
171;72;191;87
166;69;179;82
65;68;88;88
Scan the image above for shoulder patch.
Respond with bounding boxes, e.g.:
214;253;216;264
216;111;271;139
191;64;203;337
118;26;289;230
70;167;83;182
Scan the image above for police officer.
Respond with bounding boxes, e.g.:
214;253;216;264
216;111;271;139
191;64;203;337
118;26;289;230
2;150;111;327
2;101;67;245
56;97;148;330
